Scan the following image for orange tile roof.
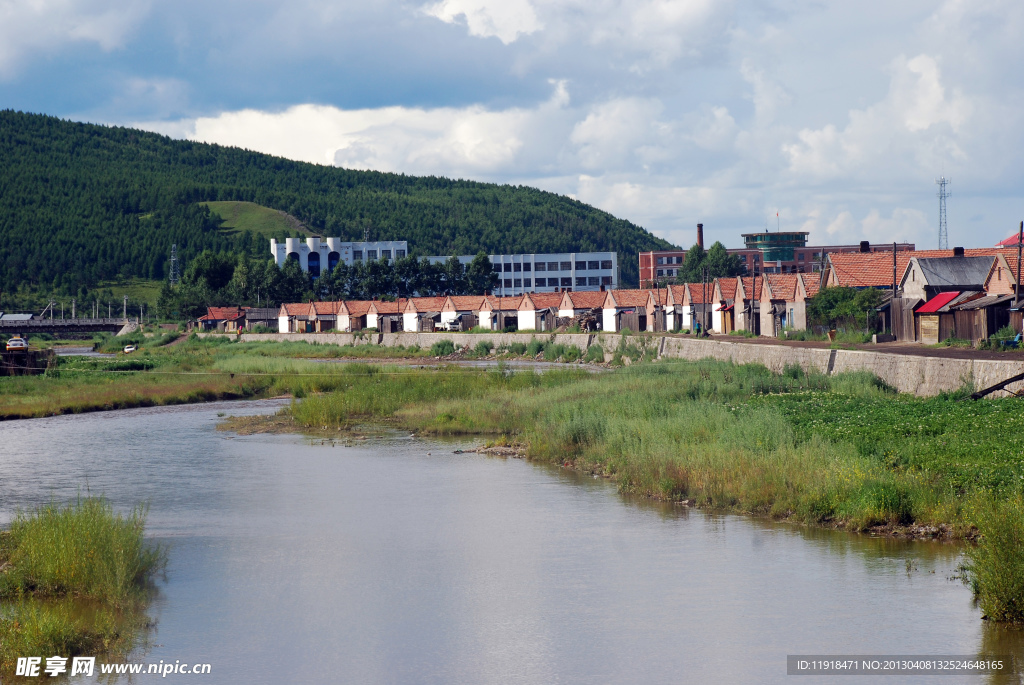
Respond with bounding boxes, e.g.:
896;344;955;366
607;289;652;307
199;306;245;321
482;294;524;311
828;249;1003;288
716;278;737;300
280;303;309;316
683;283;713;304
368;299;403;314
799;274;821;299
406;296;448;313
666;284;687;306
520;292;564;310
309;301;343;316
765;274;794;301
739;277;761;301
344;300;373;316
447;295;488;311
565;291;607;309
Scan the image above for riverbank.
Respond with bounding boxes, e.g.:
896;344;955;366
223;358;1024;620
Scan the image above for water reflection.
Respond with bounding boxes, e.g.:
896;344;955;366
0;400;1019;684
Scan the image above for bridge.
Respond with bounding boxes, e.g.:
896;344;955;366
0;318;136;339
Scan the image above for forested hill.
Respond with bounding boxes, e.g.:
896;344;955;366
0;110;674;292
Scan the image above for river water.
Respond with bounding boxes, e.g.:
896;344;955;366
1;400;1021;684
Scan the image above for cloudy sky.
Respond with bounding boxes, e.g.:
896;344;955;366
2;0;1022;250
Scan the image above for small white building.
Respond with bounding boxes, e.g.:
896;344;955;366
270;237;408;276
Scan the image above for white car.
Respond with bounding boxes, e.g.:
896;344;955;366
123;344;137;354
6;337;28;351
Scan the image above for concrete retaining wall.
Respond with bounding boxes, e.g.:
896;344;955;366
199;332;1024;397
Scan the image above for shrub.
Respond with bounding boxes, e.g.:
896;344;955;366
430;339;456;356
621;327;633;337
508;342;527;355
965;497;1024;622
526;340;545;357
473;340;494;357
584;344;605;363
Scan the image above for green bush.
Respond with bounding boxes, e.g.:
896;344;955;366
430;339;456;356
965;497;1024;622
526;340;545;357
507;342;527;355
584;344;605;363
473;340;494;357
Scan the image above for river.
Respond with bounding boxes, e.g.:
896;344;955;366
1;400;1021;684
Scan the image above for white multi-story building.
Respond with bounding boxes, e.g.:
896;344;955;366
270;237;408;277
426;252;618;295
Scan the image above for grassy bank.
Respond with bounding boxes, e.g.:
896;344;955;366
261;359;1024;621
0;498;164;669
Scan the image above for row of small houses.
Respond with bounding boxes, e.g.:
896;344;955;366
195;247;1024;343
195;274;817;337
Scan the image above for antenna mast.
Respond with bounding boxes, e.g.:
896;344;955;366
936;177;950;250
169;244;180;286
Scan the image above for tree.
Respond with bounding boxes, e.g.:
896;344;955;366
466;252;499;294
443;255;468;295
703;242;744;278
676;243;707;283
807;286;882;329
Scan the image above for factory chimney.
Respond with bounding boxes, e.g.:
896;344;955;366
697;223;704;249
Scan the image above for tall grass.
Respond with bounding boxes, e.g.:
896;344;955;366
0;498;164;603
0;497;164;668
964;497;1024;622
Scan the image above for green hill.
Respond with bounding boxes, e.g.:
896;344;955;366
201;201;309;239
0;110;675;294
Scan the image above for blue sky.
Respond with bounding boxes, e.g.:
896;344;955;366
3;0;1023;250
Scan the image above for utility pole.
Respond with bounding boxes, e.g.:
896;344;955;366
123;295;127;320
1016;220;1023;308
72;299;75;319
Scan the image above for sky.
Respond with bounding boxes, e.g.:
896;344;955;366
2;0;1023;250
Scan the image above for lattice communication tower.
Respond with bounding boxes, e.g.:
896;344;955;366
169;244;180;286
936;177;950;250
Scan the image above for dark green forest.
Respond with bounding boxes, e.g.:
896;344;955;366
0;110;673;301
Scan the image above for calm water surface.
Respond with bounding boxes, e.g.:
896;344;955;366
1;401;1022;684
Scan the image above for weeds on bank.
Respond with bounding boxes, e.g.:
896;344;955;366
0;497;164;669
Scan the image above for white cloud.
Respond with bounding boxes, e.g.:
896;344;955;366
0;0;149;78
425;0;542;44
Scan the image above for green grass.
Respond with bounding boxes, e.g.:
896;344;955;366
201;201;307;239
0;497;164;668
92;277;164;307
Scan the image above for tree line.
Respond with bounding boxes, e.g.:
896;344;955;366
159;251;500;319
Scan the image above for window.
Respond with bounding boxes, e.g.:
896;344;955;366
657;269;664;277
535;263;546;272
513;263;521;272
560;261;572;271
548;262;559;271
535;278;546;287
503;263;512;272
381;250;391;260
740;254;747;261
396;249;406;259
588;260;599;270
514;279;522;288
588;276;599;286
601;260;613;269
524;278;532;287
367;250;377;260
561;277;572;287
601;276;612;285
798;253;805;261
575;277;586;287
676;256;683;264
353;250;363;260
656;257;665;265
504;279;512;288
523;263;531;272
575;261;586;270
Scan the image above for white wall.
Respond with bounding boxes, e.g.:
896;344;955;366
440;310;458;328
278;315;290;334
602;308;617;332
403;312;418;332
517;309;536;331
